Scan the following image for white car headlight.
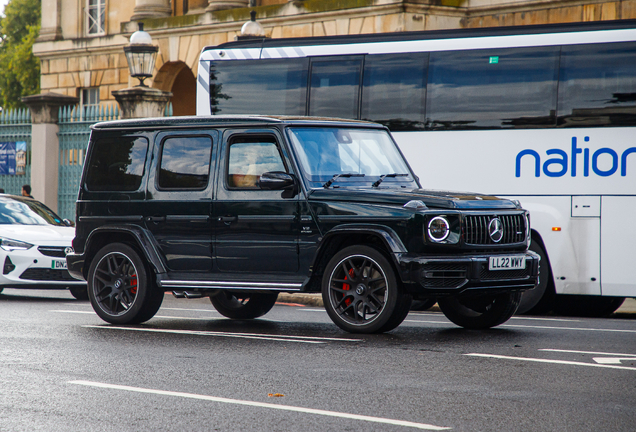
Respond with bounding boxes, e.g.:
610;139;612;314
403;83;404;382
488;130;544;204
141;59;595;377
0;237;34;251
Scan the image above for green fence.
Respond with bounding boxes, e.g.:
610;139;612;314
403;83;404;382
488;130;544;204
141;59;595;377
0;108;32;196
57;104;121;221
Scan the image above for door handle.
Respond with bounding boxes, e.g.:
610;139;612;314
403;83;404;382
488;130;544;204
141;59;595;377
146;216;166;223
218;215;237;224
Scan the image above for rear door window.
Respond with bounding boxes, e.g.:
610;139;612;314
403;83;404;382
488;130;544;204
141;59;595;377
85;136;148;191
158;136;213;190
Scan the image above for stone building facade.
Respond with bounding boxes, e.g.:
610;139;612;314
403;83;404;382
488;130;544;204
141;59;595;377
33;0;636;116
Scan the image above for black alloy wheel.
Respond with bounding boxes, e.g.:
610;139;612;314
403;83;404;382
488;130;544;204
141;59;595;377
322;245;411;334
88;243;163;324
210;291;279;319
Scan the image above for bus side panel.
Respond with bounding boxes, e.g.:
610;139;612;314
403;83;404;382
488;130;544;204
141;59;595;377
601;196;636;297
506;196;601;296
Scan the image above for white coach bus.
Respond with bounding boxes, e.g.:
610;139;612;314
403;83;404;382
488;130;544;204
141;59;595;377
196;20;636;316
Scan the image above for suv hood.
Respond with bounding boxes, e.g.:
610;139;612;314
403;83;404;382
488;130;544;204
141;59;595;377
307;188;519;210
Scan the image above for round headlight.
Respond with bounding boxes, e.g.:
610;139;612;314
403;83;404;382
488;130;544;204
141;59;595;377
428;217;450;242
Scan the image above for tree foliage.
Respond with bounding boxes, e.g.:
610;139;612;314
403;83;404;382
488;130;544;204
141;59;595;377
0;0;41;109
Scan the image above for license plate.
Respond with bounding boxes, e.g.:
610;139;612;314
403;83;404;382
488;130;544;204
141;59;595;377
51;259;67;270
489;256;526;271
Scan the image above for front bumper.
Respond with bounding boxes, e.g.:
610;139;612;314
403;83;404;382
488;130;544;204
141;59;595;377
0;248;86;289
398;251;539;296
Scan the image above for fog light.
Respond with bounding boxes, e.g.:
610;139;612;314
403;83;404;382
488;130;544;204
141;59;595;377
3;256;15;274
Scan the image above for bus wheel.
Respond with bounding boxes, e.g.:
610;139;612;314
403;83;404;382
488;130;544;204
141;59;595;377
88;243;163;324
210;291;279;319
517;240;553;314
322;245;411;334
438;291;521;329
553;295;625;317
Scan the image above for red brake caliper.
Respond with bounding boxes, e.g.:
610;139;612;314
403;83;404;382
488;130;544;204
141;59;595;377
342;268;354;306
130;274;138;295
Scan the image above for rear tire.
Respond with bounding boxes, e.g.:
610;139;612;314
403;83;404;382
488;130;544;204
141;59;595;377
438;291;521;329
210;291;279;319
88;243;163;324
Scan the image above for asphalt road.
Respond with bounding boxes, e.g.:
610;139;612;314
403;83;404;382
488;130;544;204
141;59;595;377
1;289;635;431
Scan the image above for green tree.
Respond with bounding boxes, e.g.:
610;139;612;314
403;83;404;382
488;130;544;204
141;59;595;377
0;0;41;110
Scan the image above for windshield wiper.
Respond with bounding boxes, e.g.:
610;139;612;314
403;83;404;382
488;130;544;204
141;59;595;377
372;173;409;188
323;173;365;189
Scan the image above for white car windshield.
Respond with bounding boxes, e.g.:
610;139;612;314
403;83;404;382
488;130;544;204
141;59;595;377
0;198;66;226
287;127;416;189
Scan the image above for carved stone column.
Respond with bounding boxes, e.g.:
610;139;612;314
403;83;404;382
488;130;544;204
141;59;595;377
22;93;80;211
131;0;171;20
206;0;249;12
38;0;63;42
112;87;173;119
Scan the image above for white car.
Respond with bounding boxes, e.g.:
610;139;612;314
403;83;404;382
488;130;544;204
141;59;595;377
0;194;87;299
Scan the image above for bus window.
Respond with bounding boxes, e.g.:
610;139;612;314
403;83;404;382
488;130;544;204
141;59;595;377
361;53;428;131
558;42;636;127
209;58;308;115
426;47;559;130
309;58;362;119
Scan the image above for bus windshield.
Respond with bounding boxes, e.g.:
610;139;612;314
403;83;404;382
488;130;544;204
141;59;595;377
287;127;416;189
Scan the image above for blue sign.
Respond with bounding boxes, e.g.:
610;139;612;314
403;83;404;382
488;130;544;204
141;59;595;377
0;142;16;175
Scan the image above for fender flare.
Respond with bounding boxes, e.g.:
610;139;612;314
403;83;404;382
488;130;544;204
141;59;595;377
311;223;407;276
84;225;168;276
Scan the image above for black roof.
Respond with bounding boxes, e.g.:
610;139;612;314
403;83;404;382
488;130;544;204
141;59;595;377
91;115;381;131
205;18;636;51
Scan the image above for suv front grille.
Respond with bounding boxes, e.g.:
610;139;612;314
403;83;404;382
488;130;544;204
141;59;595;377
38;246;67;258
462;214;526;245
20;268;75;282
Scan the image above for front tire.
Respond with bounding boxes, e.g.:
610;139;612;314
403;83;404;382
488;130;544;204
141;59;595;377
322;245;411;334
438;291;521;329
210;291;279;319
87;243;163;324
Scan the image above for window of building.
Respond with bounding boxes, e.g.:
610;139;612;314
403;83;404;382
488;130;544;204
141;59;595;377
80;88;100;107
158;136;213;190
86;0;106;35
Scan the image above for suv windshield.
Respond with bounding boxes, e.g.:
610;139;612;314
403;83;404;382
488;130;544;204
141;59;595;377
0;197;66;226
287;127;415;189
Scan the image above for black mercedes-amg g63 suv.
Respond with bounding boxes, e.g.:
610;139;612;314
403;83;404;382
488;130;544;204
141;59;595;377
67;115;538;333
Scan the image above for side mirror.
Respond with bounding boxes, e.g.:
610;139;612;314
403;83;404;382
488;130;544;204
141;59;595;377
258;172;296;190
63;219;75;227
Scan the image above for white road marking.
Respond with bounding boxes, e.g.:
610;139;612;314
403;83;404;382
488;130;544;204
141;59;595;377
593;357;636;365
466;353;636;371
500;324;636;334
50;310;94;314
539;349;636;357
508;316;581;323
82;325;361;344
68;380;450;431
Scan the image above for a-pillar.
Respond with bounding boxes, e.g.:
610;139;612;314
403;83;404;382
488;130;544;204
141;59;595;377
21;93;79;212
206;0;249;12
132;0;171;20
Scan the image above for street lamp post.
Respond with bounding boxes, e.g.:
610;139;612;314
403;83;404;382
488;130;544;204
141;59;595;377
113;23;172;119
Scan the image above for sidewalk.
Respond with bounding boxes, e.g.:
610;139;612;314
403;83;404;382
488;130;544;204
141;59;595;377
277;293;636;316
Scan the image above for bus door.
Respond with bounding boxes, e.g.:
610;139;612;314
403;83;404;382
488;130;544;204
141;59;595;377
308;56;363;120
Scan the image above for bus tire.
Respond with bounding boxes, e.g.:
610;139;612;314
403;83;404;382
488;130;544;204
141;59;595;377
517;240;553;314
553;295;625;317
438;291;521;329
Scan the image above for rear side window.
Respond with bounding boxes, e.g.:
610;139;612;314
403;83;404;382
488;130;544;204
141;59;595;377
158;136;213;189
85;136;148;191
427;47;559;129
558;42;636;127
